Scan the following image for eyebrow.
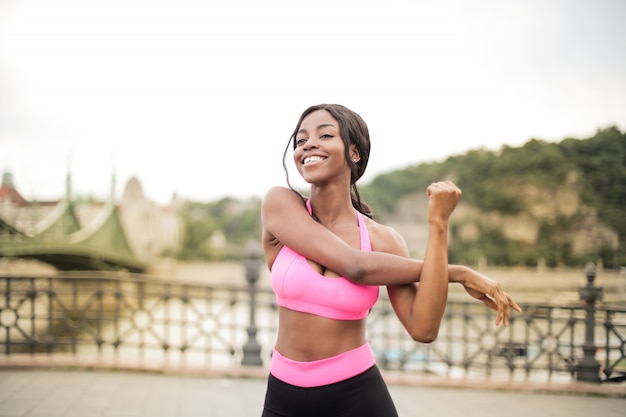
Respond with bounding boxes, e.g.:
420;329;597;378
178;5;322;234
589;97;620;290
298;123;337;134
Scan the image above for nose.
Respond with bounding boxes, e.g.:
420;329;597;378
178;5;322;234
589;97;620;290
302;136;319;150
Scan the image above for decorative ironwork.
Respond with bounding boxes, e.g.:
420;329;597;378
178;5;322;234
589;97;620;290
0;273;277;369
1;268;624;383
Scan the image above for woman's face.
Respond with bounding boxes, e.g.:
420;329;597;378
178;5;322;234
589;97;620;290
293;110;358;185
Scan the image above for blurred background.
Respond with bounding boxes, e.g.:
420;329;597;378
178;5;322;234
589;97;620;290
1;0;625;275
1;1;625;399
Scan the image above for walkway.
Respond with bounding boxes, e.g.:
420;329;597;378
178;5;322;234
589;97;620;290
0;369;624;417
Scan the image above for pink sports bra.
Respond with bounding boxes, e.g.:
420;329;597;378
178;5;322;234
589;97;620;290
270;200;379;320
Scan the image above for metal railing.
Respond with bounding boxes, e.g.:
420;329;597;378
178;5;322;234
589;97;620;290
1;262;624;384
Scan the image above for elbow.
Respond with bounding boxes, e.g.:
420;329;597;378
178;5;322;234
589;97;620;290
409;326;440;344
345;262;368;284
411;334;438;344
342;251;372;284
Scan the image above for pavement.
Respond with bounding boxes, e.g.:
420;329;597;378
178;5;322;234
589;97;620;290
0;366;625;417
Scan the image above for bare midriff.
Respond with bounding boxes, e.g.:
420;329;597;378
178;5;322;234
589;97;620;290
274;307;367;361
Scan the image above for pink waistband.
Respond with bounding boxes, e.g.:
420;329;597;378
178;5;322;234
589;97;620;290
270;343;375;388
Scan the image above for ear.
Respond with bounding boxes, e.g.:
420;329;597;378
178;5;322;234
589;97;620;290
349;144;360;163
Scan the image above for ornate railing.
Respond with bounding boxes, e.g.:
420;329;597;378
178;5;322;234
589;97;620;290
0;272;277;369
1;264;624;384
369;298;625;382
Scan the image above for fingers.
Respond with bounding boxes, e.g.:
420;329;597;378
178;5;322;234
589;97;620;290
426;181;462;223
493;293;522;327
465;269;522;327
480;293;508;326
510;297;523;313
427;180;462;198
499;290;509;326
499;305;508;327
494;298;504;326
481;295;498;312
477;291;520;327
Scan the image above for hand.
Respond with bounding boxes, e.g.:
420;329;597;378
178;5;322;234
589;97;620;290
426;180;462;225
460;267;522;326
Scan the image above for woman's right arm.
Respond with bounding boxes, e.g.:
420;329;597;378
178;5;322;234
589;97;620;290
262;186;424;286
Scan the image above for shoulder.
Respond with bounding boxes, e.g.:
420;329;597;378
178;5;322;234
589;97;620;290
261;186;307;235
262;187;303;266
363;217;410;257
262;186;305;209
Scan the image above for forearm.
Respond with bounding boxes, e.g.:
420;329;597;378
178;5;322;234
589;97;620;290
352;255;471;287
347;253;473;287
348;251;423;286
447;264;469;284
408;222;449;341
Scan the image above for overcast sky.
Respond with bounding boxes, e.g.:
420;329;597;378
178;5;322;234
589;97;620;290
1;0;625;204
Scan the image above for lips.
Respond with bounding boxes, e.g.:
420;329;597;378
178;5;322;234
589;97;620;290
303;155;326;165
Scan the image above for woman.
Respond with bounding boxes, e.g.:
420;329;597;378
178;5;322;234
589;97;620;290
261;104;521;416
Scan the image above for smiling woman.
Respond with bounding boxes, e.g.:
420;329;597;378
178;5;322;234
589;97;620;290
282;105;373;220
260;103;521;416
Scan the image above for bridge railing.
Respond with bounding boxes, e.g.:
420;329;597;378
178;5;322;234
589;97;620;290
0;266;624;384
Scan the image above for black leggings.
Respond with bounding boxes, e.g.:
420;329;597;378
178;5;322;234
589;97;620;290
261;365;399;417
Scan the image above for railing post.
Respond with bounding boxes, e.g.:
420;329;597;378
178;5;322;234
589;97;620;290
576;262;603;383
241;240;263;366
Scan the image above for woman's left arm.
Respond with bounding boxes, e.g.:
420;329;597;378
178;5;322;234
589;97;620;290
384;181;522;342
386;181;459;343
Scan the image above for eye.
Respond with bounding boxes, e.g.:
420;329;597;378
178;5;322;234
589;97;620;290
295;138;307;146
320;134;333;139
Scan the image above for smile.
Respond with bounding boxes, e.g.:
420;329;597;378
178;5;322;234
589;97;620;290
303;156;326;165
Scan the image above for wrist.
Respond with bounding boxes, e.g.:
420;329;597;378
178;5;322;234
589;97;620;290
427;218;449;230
448;264;467;284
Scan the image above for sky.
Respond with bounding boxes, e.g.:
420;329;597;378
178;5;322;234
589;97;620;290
1;0;625;205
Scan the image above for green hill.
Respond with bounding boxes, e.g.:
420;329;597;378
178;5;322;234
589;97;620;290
361;126;625;268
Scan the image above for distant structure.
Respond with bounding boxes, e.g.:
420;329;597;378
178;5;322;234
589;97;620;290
0;171;60;235
120;176;184;261
0;170;184;272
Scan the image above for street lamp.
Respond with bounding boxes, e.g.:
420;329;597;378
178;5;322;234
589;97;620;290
241;240;263;366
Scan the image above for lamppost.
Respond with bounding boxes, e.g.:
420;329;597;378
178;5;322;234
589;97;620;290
576;262;603;383
241;240;263;366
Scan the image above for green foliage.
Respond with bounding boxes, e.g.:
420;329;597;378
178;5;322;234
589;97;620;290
178;202;217;260
444;140;572;214
536;215;582;267
178;197;261;261
560;127;626;267
561;127;626;235
363;126;625;268
362;162;444;213
449;225;540;267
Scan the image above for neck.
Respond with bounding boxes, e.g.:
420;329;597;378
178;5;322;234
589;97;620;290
308;184;355;226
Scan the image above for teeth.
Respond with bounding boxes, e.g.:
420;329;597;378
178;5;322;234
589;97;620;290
304;156;324;165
